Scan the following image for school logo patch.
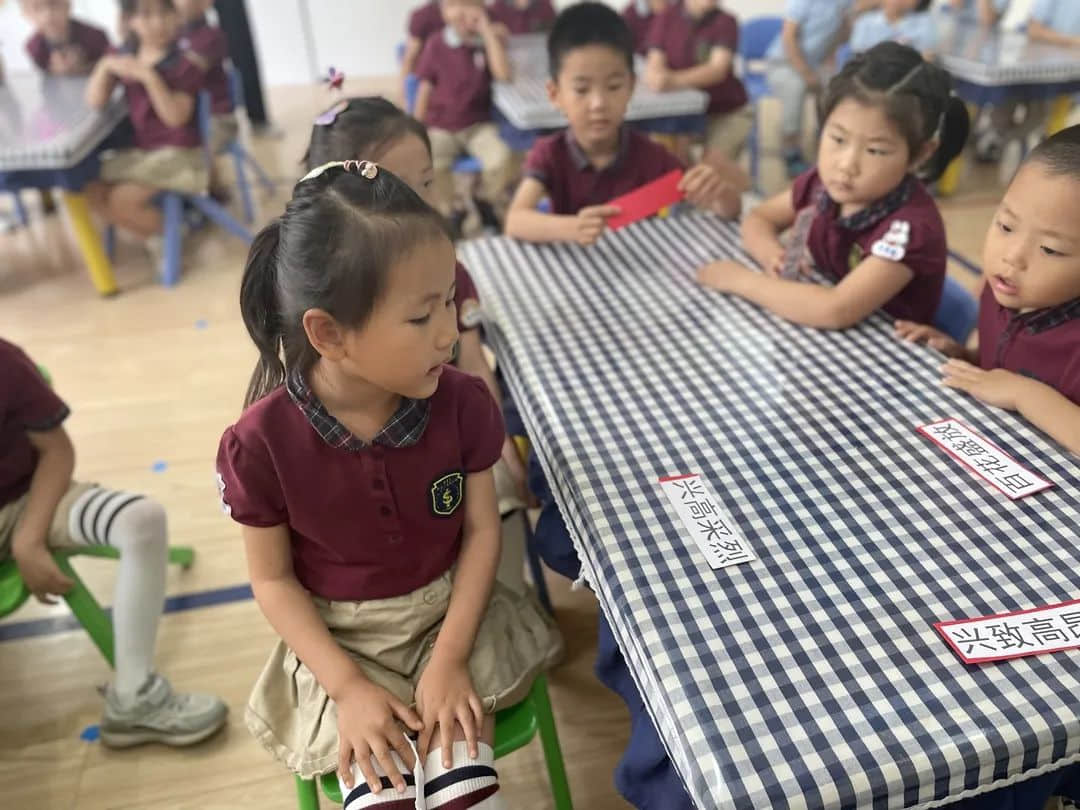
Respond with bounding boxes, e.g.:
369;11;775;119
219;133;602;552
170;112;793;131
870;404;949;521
848;243;865;270
431;471;465;517
871;219;910;262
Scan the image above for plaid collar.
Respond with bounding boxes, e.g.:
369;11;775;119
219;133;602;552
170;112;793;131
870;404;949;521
443;26;483;49
565;126;631;172
1009;296;1080;335
818;175;914;232
286;372;430;452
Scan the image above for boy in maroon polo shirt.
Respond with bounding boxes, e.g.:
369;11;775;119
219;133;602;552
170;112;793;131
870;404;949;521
643;0;752;164
488;0;556;35
622;0;674;55
173;0;235;154
505;2;744;246
898;125;1080;456
21;0;109;76
85;0;207;241
414;0;514;226
0;337;226;748
401;0;443;102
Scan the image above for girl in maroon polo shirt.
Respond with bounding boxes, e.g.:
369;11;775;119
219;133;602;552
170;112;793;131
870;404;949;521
84;0;207;240
898;125;1080;457
699;42;969;330
303;96;531;515
218;161;555;808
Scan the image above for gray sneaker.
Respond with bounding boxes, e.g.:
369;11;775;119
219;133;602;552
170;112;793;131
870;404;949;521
101;673;228;748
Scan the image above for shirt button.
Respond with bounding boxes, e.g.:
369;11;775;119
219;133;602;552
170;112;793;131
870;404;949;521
423;591;437;605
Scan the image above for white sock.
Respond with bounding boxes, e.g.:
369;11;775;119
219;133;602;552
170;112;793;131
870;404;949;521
68;488;167;700
423;742;505;809
340;740;420;810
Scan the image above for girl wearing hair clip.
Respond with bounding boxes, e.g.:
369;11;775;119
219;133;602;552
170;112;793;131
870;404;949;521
698;42;969;331
217;159;558;809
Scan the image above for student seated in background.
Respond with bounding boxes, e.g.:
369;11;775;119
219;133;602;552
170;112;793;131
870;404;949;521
850;0;937;57
0;337;227;748
643;0;752;166
85;0;207;244
946;0;1009;27
506;2;744;246
1027;0;1080;48
21;0;109;76
401;0;443;103
414;0;514;232
698;42;970;331
622;0;674;55
766;0;855;178
488;0;556;35
898;125;1080;457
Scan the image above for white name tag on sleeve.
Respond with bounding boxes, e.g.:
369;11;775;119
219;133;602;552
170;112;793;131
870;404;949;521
936;599;1080;664
918;418;1053;500
658;474;754;570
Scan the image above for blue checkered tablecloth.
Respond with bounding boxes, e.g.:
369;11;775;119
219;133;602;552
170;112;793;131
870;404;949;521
459;217;1080;810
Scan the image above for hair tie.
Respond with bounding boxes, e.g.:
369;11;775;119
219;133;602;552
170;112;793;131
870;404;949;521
298;160;379;186
324;66;345;92
314;99;349;126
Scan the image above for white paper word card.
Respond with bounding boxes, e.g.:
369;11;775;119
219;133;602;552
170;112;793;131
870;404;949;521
918;419;1053;500
659;474;754;570
936;599;1080;664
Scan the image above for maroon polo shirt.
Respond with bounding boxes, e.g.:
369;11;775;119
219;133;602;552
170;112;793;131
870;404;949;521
178;16;232;116
489;0;556;34
415;30;493;132
115;45;205;149
792;168;946;324
456;262;481;332
26;18;109;75
644;5;747;115
977;286;1080;404
216;366;504;601
408;1;444;42
524;127;684;216
0;339;70;509
623;2;661;54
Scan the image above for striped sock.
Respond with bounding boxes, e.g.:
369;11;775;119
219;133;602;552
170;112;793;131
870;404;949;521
340;744;421;810
423;742;504;809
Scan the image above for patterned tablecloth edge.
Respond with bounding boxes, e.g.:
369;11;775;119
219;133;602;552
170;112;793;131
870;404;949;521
0;101;127;172
940;59;1080;87
908;752;1080;810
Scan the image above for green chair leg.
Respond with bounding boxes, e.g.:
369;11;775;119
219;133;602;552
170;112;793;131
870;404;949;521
54;554;115;666
295;775;320;810
167;546;195;569
531;675;573;810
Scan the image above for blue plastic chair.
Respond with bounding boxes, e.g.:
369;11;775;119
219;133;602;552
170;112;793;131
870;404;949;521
10;191;29;227
933;275;979;343
738;16;783;189
835;43;853;69
218;62;276;224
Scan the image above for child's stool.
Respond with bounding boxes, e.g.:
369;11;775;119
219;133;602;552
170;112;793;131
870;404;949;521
294;673;573;810
0;545;195;665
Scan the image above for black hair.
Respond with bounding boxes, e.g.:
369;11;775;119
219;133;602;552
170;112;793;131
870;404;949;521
819;41;970;184
916;0;932;10
118;0;175;15
547;2;634;79
240;163;452;408
303;97;431;171
1024;124;1080;179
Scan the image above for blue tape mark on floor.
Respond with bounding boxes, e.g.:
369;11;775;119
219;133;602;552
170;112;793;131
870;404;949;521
948;249;982;277
0;583;253;644
80;724;100;742
195;319;208;330
151;460;168;473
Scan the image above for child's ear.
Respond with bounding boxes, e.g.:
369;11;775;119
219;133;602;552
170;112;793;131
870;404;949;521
302;308;347;361
912;138;939;171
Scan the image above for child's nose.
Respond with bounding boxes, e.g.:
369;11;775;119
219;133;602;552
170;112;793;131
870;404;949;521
436;309;459;351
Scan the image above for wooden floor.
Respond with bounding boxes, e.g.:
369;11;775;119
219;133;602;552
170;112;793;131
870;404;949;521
0;79;1000;809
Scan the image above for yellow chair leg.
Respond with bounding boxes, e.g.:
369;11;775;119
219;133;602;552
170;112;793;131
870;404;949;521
61;191;118;296
937;152;964;197
1046;95;1073;138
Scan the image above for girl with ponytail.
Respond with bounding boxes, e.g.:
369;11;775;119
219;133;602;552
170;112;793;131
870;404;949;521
698;41;969;330
218;161;556;809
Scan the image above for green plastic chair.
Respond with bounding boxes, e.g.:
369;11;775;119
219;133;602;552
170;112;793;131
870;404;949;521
294;673;573;809
0;545;195;665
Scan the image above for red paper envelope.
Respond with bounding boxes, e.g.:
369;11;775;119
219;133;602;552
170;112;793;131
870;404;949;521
606;170;684;230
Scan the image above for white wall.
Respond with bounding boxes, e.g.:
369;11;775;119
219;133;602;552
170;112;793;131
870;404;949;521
0;0;121;74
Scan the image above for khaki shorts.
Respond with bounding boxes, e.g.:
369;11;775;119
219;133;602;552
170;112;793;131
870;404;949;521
208;114;240;155
245;570;561;778
99;146;209;195
706;105;754;160
0;481;96;561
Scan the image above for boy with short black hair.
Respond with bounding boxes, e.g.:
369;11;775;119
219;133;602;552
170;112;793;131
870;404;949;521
21;0;109;76
505;2;743;246
897;124;1080;456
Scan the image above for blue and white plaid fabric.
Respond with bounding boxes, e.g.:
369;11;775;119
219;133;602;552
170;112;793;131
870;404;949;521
459;216;1080;810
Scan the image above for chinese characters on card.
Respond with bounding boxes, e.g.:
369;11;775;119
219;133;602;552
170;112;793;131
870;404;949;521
918;419;1052;500
936;600;1080;664
659;474;754;570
